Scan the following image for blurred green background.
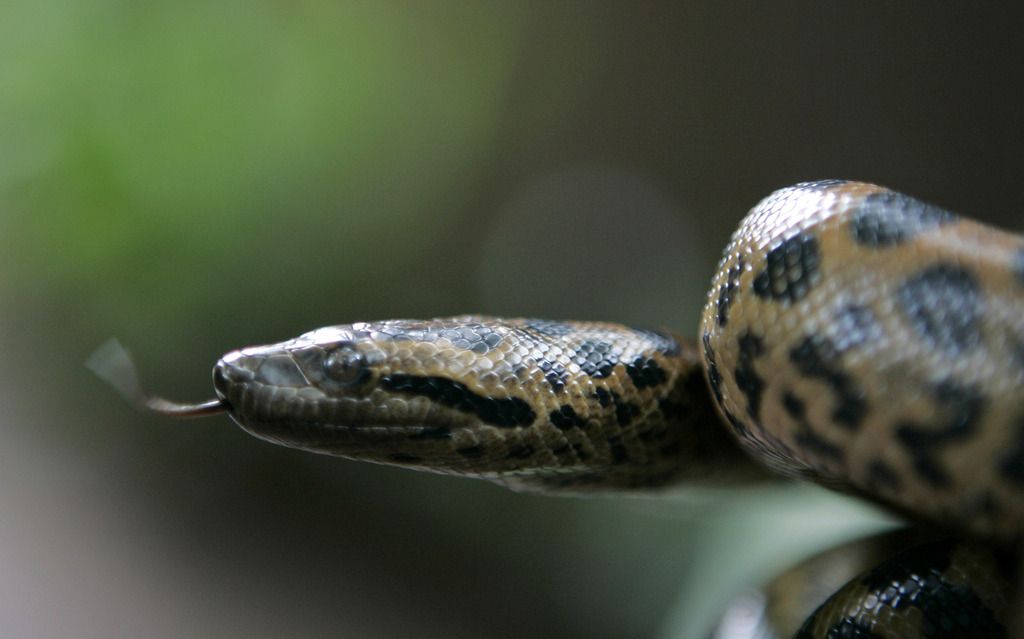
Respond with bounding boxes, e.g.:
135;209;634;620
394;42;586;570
1;3;1021;638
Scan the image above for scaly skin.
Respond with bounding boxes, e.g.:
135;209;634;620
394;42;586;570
184;181;1024;636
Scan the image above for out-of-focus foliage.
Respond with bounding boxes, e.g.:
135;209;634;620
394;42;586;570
1;1;526;340
1;2;1021;638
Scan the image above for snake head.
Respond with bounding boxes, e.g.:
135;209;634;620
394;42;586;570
212;318;551;475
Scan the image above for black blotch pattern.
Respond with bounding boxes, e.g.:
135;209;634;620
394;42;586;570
783;391;845;463
456;445;485;458
850;191;957;247
998;413;1024;487
593;387;614;407
625;357;668;389
865;459;903;493
388;453;422;463
790;335;867;430
538;358;569;392
752;233;821;303
382;375;536;427
898;264;982;354
549;405;588;430
896;382;984;488
572;340;617;377
782;391;805;420
615;400;641;426
592;388;644;428
859;540;1005;639
798;540;1006;639
716;255;745;327
701;333;724;405
734;332;767;421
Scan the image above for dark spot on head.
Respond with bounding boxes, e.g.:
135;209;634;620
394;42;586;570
625;356;668;389
716;255;745;327
734;332;766;421
456;445;485;458
850;190;957;247
381;375;536;427
897;264;981;354
752;233;821;303
549;405;588;430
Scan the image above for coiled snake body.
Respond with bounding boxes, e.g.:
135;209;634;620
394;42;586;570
105;181;1024;637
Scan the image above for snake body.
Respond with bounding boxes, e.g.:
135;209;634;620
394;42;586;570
141;181;1024;636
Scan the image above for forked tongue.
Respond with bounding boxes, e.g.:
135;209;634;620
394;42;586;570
86;338;228;417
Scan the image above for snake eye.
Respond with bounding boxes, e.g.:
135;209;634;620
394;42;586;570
322;344;367;386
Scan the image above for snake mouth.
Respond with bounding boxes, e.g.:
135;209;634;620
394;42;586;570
212;351;471;453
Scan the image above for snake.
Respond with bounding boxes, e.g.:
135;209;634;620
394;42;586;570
94;180;1024;637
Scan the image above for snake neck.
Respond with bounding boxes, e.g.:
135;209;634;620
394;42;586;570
211;317;769;492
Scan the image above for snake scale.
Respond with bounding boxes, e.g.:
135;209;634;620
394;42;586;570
102;180;1024;637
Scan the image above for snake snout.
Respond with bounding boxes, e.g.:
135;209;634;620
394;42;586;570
212;350;259;406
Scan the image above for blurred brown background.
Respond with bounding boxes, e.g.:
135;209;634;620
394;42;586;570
1;3;1021;638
